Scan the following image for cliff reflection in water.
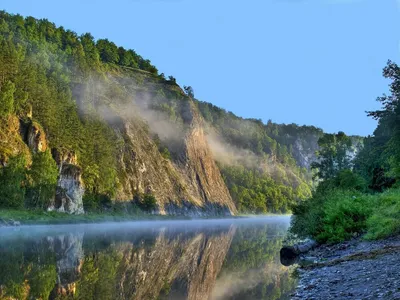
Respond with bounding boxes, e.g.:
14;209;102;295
0;218;295;300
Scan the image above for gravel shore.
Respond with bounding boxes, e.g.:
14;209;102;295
292;235;400;299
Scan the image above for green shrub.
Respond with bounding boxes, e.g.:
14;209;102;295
161;148;171;160
112;201;141;215
332;170;366;191
83;193;113;211
136;193;157;211
26;150;58;209
316;191;373;243
0;80;16;118
290;189;374;243
291;187;400;243
0;155;26;208
290;193;325;239
365;189;400;240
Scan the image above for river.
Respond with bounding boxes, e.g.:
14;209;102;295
0;216;296;299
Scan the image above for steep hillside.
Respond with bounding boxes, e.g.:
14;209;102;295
0;11;360;215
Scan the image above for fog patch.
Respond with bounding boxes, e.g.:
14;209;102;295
211;263;287;300
76;75;185;147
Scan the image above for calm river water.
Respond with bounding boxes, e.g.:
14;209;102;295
0;216;296;299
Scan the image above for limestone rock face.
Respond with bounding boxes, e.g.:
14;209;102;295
50;149;84;214
116;118;192;211
292;137;320;169
116;100;236;216
26;122;47;153
176;101;237;215
0;116;31;166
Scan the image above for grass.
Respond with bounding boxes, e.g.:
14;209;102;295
0;209;189;226
365;189;400;240
290;188;400;244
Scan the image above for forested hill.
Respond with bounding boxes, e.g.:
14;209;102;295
0;11;360;215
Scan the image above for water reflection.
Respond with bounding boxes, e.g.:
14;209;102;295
0;217;295;299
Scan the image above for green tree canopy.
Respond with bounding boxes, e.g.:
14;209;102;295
311;131;352;180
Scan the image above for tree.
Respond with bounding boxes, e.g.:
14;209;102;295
118;47;138;68
80;33;100;68
136;193;157;211
367;60;400;178
27;150;59;208
0;155;26;208
168;76;176;84
311;132;352;180
0;80;15;117
96;39;119;64
184;85;194;98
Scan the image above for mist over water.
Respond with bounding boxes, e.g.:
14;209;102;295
0;217;296;300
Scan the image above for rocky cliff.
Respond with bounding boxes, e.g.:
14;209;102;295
115;98;236;216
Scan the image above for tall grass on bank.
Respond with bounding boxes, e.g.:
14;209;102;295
365;189;400;240
290;188;400;244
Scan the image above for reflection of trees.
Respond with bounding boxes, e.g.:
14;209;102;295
75;227;236;300
213;223;296;300
0;237;58;299
0;222;295;300
0;226;235;300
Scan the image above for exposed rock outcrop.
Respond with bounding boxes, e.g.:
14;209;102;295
116;100;236;216
22;118;84;214
0;115;31;166
26;121;47;153
49;149;84;214
292;137;320;169
175;101;237;215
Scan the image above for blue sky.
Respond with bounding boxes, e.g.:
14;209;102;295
1;0;399;136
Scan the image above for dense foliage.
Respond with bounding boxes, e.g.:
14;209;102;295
0;11;159;210
221;165;311;213
195;101;321;213
291;60;400;243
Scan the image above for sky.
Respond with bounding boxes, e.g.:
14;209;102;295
1;0;400;136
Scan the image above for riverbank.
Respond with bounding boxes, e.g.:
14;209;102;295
0;209;265;226
292;235;400;299
0;209;192;226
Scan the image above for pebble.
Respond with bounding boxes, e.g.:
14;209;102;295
291;235;400;299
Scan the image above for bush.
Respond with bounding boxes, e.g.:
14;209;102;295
160;147;171;160
332;170;366;191
26;150;58;209
291;187;400;243
135;193;157;211
290;189;374;243
365;189;400;240
0;155;26;208
83;193;113;211
0;81;16;118
317;191;373;243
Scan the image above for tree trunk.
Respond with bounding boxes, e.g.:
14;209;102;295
280;240;318;266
